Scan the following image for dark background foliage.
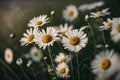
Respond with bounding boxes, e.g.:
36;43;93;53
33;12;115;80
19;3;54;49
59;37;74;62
0;0;120;80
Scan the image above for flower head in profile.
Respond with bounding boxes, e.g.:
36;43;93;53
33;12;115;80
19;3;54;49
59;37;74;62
4;48;13;64
35;27;59;49
54;53;70;63
62;29;88;52
30;47;43;62
28;15;49;28
56;62;69;78
63;5;78;22
99;18;113;31
90;8;110;18
20;28;39;46
91;50;120;77
78;4;92;12
90;1;105;9
58;23;73;37
111;17;120;42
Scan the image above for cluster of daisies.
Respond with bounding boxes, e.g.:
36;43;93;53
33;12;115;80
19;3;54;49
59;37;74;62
2;0;120;80
63;1;105;22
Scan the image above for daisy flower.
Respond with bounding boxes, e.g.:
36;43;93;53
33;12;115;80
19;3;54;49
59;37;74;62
62;29;88;52
54;52;70;63
90;8;110;18
4;48;13;64
90;1;104;9
78;4;91;12
35;27;59;49
91;50;120;77
63;5;78;22
99;18;113;31
20;28;39;46
111;17;120;42
58;23;73;37
28;15;49;28
56;62;69;78
30;47;43;62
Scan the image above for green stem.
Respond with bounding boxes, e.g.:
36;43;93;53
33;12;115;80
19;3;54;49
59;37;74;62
0;59;20;80
100;18;107;50
70;51;73;70
30;67;37;80
57;41;64;53
76;52;80;80
47;46;54;69
20;65;30;80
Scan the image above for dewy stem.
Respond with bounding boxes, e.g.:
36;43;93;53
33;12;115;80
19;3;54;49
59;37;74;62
0;59;20;80
76;52;80;80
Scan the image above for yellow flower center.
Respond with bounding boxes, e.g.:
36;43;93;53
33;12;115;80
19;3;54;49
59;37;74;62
100;59;111;70
68;11;74;17
7;53;11;58
61;31;67;37
60;68;66;73
94;5;98;9
106;22;112;28
35;21;42;27
60;58;65;63
117;24;120;32
42;35;52;43
34;51;39;57
70;36;80;46
27;35;34;42
97;12;103;17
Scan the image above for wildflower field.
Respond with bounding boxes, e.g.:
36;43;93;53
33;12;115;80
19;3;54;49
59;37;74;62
0;0;120;80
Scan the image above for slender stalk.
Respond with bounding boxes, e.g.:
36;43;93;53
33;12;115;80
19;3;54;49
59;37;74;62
100;18;107;50
29;67;37;80
76;52;80;80
87;22;97;53
57;41;64;53
47;46;54;69
0;59;20;80
20;65;30;80
70;51;73;70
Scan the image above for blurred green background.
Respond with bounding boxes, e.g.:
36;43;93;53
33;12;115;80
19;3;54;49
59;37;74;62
0;0;120;80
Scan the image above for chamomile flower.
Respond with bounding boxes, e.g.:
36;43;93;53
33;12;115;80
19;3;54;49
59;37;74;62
99;18;113;31
90;1;104;9
4;48;13;64
111;17;120;42
56;62;69;78
78;4;91;12
91;50;120;77
20;28;39;46
62;29;88;52
59;23;73;37
63;5;78;22
90;8;110;18
54;53;70;63
28;15;49;28
35;27;59;49
30;47;43;62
